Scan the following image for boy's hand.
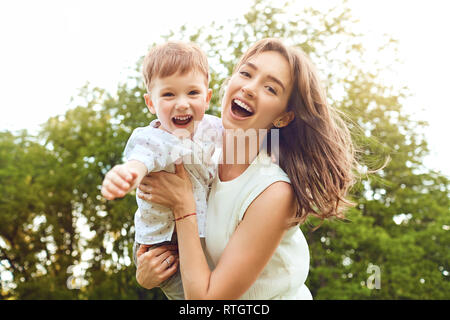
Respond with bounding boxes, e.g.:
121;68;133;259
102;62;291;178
101;164;139;200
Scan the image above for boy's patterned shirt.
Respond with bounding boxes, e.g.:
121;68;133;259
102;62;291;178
124;114;223;244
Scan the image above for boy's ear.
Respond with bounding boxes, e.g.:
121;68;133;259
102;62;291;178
205;89;213;110
144;93;156;114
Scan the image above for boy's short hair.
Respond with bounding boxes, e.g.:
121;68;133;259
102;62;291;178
142;41;209;92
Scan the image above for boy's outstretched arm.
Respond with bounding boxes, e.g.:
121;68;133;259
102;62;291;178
101;160;147;200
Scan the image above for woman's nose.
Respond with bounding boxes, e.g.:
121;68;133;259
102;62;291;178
241;86;256;99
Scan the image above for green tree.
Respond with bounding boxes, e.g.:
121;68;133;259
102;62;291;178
0;130;79;299
1;0;448;299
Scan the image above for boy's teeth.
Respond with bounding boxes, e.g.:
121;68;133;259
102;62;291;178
174;115;191;120
234;99;253;113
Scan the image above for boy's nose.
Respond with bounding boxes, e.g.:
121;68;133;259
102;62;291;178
175;99;189;110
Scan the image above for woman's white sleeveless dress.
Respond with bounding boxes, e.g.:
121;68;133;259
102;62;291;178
205;151;313;299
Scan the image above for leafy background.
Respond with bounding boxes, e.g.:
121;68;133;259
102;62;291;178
1;0;448;299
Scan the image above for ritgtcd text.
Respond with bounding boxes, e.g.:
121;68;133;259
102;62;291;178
178;304;270;317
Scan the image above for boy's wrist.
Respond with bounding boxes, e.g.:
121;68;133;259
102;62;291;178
126;160;148;187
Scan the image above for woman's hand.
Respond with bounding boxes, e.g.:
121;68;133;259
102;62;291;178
137;163;196;218
135;244;179;289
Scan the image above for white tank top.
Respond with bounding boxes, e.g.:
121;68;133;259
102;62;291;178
205;151;313;299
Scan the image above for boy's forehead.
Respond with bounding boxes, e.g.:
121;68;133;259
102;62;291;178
150;69;209;88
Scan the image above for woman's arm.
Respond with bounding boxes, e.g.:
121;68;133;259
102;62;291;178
140;164;296;299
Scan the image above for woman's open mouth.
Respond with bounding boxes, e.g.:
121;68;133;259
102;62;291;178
172;115;193;126
231;99;254;118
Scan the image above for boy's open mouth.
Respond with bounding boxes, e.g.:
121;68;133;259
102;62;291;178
231;99;254;118
172;115;193;126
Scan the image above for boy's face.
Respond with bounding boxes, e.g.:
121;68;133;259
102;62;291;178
144;70;212;137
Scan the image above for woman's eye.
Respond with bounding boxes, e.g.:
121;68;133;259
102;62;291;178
240;71;251;78
266;86;277;94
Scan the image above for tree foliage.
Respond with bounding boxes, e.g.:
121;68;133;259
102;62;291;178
1;0;448;299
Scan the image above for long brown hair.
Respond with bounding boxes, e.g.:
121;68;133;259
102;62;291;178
234;38;357;226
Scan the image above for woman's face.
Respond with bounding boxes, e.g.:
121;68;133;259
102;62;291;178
221;51;292;132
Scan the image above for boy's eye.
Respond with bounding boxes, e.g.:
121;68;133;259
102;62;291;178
189;90;200;95
162;92;174;97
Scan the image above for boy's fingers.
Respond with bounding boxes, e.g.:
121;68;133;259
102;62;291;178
106;172;130;191
101;189;115;200
116;165;134;182
103;182;126;197
128;169;139;180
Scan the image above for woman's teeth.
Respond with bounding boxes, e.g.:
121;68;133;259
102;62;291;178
232;99;254;117
233;99;253;114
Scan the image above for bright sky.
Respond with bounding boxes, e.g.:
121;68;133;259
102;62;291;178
1;0;449;177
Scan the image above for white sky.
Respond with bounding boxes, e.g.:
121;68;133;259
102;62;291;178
1;0;449;177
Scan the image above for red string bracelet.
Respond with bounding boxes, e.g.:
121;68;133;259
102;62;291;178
174;212;196;222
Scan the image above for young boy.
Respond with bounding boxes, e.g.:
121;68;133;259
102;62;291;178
101;41;222;299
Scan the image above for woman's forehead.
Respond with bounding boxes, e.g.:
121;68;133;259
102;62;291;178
245;51;292;87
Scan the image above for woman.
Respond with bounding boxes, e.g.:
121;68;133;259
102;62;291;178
134;38;356;299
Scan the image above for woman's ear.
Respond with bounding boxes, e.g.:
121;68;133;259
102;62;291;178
144;93;156;114
273;111;295;128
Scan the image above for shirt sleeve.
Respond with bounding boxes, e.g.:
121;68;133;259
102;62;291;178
124;125;193;172
195;114;223;147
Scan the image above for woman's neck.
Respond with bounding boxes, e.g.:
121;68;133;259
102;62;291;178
218;129;265;181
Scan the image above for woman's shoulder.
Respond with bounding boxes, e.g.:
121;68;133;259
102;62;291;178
233;153;293;222
251;151;290;182
250;179;295;212
236;151;292;200
261;179;293;196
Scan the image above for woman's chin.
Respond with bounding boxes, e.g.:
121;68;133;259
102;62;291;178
222;115;245;131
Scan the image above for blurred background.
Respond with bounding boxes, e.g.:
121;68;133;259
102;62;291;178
0;0;449;299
